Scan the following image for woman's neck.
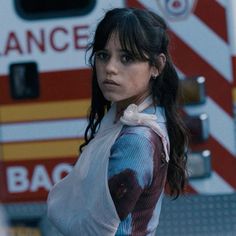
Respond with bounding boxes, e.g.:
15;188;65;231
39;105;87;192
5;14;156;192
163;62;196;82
115;92;151;122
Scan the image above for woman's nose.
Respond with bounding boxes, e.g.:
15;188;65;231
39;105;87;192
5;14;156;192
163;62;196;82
105;57;118;74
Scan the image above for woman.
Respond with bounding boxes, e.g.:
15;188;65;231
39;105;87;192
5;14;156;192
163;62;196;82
48;7;188;236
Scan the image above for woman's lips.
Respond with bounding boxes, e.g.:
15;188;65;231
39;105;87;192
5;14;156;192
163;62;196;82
103;79;119;86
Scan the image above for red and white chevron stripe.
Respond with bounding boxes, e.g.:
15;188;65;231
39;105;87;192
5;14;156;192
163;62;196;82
127;0;236;194
226;0;236;89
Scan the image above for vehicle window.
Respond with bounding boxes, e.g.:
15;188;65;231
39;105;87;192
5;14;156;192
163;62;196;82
14;0;96;20
9;62;40;100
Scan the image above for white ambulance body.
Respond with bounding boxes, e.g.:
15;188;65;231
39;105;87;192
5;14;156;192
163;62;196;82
1;0;236;234
0;0;125;203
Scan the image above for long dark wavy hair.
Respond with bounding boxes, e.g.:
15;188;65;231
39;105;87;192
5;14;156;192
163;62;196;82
80;8;189;198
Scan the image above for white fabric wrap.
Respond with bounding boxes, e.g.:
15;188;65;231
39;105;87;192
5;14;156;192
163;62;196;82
120;103;169;162
47;98;169;236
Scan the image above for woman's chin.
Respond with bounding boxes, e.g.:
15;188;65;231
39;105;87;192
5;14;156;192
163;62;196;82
103;94;120;103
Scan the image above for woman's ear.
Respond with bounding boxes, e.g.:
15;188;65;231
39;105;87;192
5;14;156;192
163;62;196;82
151;53;166;77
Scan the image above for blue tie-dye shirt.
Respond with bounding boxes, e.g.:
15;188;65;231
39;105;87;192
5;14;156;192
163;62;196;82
108;107;169;236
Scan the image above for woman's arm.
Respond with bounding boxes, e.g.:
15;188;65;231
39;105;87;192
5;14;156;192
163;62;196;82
108;126;156;221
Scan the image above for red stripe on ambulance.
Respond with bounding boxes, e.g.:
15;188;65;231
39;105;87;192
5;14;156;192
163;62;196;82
193;0;228;42
169;31;233;116
0;69;91;105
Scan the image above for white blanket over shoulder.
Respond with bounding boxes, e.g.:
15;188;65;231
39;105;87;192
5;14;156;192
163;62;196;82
47;98;169;236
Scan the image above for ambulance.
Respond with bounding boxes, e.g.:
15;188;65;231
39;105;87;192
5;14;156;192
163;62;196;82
1;0;236;235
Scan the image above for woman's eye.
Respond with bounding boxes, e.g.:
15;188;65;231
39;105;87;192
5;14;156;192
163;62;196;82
121;54;134;64
96;51;109;61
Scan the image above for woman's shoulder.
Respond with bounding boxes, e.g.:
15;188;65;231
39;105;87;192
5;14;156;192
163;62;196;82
144;105;166;123
113;103;167;154
117;125;163;154
120;125;158;142
119;103;166;142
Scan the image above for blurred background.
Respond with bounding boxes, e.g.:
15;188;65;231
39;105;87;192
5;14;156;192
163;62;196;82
0;0;236;235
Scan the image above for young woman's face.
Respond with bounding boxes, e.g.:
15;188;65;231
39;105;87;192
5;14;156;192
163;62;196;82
95;33;156;107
